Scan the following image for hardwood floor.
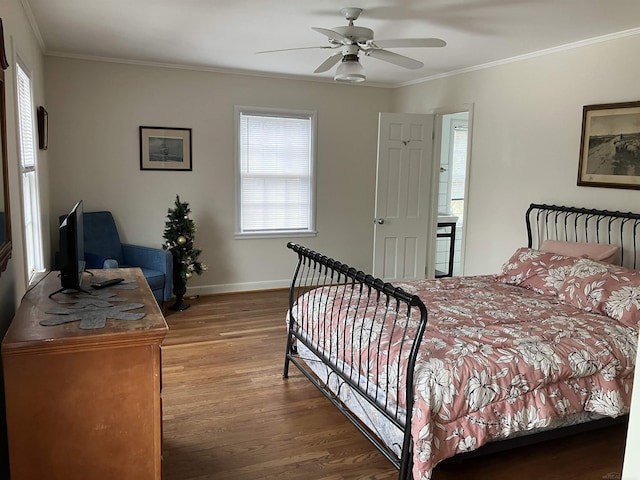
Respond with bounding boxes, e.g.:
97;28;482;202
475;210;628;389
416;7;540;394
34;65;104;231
161;290;628;480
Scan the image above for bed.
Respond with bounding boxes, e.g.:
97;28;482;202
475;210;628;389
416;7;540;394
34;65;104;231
283;203;640;480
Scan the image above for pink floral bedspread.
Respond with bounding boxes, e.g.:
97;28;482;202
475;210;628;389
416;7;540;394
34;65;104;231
291;275;638;480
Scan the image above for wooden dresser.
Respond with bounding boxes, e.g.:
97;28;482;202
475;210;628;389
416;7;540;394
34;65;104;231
2;268;168;480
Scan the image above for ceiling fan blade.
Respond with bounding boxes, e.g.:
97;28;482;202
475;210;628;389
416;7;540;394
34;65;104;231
257;45;336;54
371;38;446;49
365;49;424;69
312;27;349;44
314;53;343;73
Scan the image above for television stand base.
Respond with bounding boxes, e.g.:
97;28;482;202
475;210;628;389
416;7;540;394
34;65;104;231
48;286;93;298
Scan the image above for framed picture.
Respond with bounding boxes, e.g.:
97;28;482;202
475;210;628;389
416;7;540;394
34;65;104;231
140;126;192;171
37;106;48;150
577;101;640;189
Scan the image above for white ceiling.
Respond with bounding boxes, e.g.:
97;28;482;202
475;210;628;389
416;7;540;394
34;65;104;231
22;0;640;87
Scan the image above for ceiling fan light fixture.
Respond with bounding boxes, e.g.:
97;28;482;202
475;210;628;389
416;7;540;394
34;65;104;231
334;54;365;83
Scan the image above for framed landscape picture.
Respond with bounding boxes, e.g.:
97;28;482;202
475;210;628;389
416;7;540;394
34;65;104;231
577;101;640;189
140;126;192;171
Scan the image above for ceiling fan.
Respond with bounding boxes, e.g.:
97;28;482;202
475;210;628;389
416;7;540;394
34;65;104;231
258;7;446;83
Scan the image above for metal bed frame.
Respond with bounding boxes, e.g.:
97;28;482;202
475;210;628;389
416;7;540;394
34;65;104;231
283;242;428;478
284;203;640;479
526;203;640;269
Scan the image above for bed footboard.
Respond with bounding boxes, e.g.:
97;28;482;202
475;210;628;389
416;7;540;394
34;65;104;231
284;243;428;479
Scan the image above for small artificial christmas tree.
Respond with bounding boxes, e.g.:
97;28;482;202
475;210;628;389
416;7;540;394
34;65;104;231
163;195;207;311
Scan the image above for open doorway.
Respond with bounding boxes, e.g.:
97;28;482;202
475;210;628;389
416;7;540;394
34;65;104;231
434;111;469;277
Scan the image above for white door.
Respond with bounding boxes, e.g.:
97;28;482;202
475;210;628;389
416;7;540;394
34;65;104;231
373;113;437;281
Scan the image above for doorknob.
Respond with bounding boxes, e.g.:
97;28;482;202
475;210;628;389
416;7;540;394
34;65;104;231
375;218;385;224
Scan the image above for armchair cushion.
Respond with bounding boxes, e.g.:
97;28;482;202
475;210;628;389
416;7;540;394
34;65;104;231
77;211;173;304
82;212;125;265
122;244;172;301
84;251;109;269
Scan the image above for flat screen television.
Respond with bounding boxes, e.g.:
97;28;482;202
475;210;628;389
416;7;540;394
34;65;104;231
58;200;86;292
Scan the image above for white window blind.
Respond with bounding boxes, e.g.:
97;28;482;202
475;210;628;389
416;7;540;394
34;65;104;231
450;124;468;223
17;65;35;169
237;109;315;235
16;61;44;279
451;125;467;200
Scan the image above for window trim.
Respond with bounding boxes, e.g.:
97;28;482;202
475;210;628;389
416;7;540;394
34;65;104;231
234;106;317;239
14;55;44;282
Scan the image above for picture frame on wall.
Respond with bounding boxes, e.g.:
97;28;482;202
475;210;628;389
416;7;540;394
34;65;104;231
140;126;192;171
37;106;48;150
577;101;640;189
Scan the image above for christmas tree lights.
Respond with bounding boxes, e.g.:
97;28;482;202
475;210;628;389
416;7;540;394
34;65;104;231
163;195;207;310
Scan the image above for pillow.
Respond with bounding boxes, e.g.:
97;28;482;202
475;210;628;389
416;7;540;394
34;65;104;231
540;240;620;264
558;258;640;327
496;247;581;296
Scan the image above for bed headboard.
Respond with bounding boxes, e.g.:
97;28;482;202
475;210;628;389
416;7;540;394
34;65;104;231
526;203;640;270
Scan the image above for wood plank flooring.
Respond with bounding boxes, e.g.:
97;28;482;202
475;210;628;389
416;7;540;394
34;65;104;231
161;289;628;480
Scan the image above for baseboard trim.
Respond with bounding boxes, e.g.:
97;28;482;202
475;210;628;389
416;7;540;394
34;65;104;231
182;279;291;296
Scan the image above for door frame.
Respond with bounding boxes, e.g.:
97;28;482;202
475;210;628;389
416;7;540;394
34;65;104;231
431;103;474;277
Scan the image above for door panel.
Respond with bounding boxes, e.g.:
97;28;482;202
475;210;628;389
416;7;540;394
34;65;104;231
383;238;398;278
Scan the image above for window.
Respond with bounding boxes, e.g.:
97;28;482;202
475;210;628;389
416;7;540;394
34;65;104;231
235;107;316;237
450;121;468;223
16;60;44;281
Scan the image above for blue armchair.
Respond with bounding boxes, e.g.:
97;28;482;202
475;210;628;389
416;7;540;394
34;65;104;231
78;211;172;305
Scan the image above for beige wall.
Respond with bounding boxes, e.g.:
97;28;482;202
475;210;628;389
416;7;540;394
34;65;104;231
393;33;640;275
45;57;392;293
0;0;49;474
